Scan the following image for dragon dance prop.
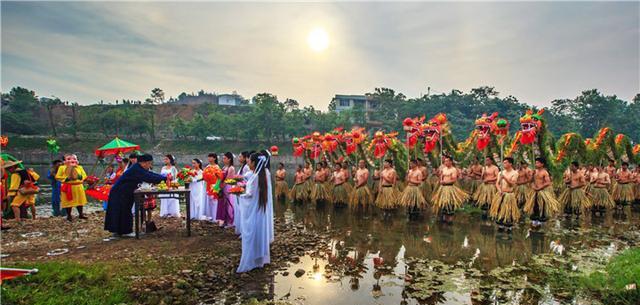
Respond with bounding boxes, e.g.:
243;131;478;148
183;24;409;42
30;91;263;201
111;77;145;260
292;109;637;180
0;268;38;283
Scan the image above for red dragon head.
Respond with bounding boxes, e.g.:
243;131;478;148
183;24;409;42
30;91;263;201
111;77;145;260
519;109;545;145
369;131;398;159
423;113;447;153
475;112;498;150
343;128;366;155
403;116;425;149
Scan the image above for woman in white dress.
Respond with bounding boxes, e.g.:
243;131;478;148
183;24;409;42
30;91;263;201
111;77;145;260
189;159;206;220
160;154;181;218
237;153;271;273
259;149;275;243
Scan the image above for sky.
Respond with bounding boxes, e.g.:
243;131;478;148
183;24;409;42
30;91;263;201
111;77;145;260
1;1;639;109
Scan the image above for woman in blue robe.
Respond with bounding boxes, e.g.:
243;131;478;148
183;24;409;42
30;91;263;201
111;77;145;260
104;154;166;236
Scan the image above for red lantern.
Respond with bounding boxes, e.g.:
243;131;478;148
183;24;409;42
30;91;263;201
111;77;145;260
270;145;279;156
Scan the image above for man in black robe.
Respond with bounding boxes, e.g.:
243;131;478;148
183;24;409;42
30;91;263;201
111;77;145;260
104;154;165;237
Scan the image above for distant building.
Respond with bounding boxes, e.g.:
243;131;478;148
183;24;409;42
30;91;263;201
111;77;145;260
173;91;248;106
218;93;245;106
332;94;378;113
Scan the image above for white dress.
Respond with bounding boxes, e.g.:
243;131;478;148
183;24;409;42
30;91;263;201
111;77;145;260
266;169;274;243
237;171;270;273
189;169;206;220
234;164;250;235
160;166;181;217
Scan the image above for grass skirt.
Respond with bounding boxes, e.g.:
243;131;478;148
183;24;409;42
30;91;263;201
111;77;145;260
344;181;354;194
431;184;469;215
399;185;427;209
489;192;520;223
612;183;635;205
275;180;289;198
558;187;592;213
589;187;615;209
349;185;373;208
473;183;497;208
428;175;440;193
376;186;400;210
397;181;406;193
420;181;432;204
515;184;533;208
523;186;560;221
300;180;312;200
289;183;306;202
635;183;640;201
311;181;331;202
465;179;480;196
332;184;350;206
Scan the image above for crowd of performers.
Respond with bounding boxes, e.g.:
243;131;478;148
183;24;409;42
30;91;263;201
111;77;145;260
275;155;640;231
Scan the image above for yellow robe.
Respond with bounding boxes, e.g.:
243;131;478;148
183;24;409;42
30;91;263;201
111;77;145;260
8;170;40;207
56;165;88;208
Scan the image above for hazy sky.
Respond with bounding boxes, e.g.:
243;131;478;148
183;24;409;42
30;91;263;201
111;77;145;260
2;1;638;109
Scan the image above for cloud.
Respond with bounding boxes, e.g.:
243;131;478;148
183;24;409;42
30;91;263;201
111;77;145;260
2;2;638;108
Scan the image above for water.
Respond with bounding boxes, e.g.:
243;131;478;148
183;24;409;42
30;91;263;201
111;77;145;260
266;201;639;305
21;163;639;304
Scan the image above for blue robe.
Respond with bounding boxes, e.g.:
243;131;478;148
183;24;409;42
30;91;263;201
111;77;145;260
47;169;63;216
104;163;166;234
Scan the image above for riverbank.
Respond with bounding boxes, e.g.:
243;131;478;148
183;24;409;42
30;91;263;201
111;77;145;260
2;203;639;305
1;211;330;305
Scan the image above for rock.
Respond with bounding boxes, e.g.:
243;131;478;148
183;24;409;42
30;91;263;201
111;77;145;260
171;288;185;296
282;271;289;276
295;269;305;278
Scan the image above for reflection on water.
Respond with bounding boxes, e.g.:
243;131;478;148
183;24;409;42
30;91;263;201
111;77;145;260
271;200;639;305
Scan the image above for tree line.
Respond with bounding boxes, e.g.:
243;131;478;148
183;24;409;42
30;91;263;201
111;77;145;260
2;86;638;144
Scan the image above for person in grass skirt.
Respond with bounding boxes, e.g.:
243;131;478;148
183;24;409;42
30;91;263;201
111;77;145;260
331;162;349;207
274;162;289;201
400;159;427;217
489;157;520;232
431;155;468;223
588;165;614;216
375;159;399;214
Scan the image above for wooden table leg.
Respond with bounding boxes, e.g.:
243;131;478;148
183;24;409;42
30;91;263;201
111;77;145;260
134;196;140;239
186;195;191;237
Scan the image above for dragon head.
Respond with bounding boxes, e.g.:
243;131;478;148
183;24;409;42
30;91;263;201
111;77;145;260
474;112;497;150
519;109;545;145
403;116;425;148
423;113;447;153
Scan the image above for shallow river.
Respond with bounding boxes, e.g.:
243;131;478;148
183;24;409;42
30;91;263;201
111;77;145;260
24;164;639;305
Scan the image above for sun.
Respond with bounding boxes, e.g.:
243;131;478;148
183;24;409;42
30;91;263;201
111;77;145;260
307;27;329;52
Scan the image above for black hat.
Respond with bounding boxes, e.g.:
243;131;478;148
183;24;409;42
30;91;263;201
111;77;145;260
138;154;153;162
129;152;140;159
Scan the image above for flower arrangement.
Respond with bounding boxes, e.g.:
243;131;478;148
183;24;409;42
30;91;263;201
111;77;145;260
228;185;245;195
176;165;196;185
203;166;223;198
85;175;100;187
223;175;244;186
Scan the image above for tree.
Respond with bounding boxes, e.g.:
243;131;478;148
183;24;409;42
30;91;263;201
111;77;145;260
41;97;63;136
284;98;299;112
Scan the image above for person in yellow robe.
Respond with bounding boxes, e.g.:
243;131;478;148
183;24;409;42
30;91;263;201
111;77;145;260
56;154;88;221
5;160;40;222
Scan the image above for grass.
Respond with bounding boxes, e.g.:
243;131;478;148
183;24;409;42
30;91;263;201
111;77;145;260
579;247;640;304
1;261;132;305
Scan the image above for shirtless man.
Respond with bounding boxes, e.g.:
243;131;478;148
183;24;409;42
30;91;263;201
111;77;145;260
492;157;519;231
310;163;330;203
375;160;398;212
274;163;288;200
332;163;349;206
289;165;306;202
473;157;500;216
432;155;469;223
614;162;634;208
525;158;559;229
355;160;370;188
589;166;613;215
562;161;590;217
401;160;426;216
515;161;533;208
